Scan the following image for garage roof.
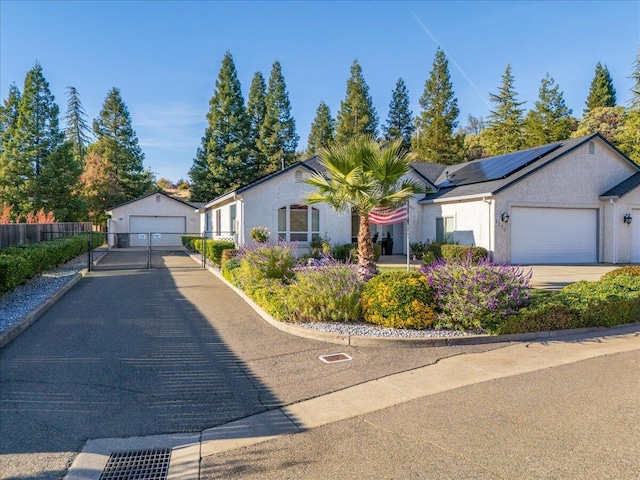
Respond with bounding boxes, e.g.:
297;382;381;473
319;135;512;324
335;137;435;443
106;191;201;212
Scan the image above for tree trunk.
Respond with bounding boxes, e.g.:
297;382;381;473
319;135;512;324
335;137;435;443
357;213;378;281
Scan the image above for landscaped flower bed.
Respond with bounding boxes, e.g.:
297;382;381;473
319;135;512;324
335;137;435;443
219;242;640;335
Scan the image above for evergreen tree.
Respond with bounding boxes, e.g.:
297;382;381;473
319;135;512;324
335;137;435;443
6;63;67;215
585;62;617;113
335;60;378;143
483;64;526;155
189;52;251;201
247;71;267;180
615;49;640;163
92;87;152;201
383;78;414;151
571;106;625;143
412;48;461;163
0;84;25;218
65;86;91;162
306;101;335;156
256;61;299;175
524;74;574;146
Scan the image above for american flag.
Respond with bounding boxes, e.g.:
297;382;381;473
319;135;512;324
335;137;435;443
368;205;408;225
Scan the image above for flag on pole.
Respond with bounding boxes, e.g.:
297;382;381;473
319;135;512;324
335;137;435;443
368;205;408;225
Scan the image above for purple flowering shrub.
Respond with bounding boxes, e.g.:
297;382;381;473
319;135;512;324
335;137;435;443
285;256;364;322
420;254;531;331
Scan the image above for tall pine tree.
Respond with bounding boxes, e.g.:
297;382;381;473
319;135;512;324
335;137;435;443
256;61;299;175
246;71;267;181
524;74;574;146
615;48;640;163
65;86;91;163
189;52;251;201
412;49;461;163
483;64;526;155
335;60;378;143
0;84;24;218
90;87;152;204
585;62;617;113
306;101;335;156
383;78;414;151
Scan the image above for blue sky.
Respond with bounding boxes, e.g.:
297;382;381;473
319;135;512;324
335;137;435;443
1;1;639;182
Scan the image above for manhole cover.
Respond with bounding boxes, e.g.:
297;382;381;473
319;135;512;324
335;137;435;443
319;353;352;364
99;448;171;480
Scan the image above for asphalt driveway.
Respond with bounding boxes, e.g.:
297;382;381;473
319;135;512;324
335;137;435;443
0;259;505;480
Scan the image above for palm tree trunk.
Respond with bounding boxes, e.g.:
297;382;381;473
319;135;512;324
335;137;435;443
357;213;378;281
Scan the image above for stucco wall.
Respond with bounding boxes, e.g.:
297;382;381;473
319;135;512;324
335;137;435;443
493;138;638;263
107;194;199;243
611;188;640;263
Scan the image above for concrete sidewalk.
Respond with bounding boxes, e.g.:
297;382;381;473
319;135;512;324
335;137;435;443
65;323;640;479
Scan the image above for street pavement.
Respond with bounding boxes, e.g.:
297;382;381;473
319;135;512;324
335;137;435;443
0;253;505;480
200;349;639;479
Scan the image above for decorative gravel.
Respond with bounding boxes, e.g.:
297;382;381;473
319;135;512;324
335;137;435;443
297;321;486;338
0;252;104;336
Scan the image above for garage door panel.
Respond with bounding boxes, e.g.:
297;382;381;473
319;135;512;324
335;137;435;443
130;216;186;247
511;208;598;264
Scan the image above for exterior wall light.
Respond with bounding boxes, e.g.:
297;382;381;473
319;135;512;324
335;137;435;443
623;213;632;225
501;212;510;223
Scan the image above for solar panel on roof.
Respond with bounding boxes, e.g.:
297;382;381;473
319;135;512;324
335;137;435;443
440;143;562;187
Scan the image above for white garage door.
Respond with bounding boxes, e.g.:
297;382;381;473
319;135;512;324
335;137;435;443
129;216;186;247
511;207;598;264
632;209;640;263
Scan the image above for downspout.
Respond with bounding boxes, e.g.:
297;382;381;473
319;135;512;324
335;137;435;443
610;199;617;264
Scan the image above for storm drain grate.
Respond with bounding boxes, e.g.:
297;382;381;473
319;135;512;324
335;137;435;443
99;448;171;480
319;353;352;364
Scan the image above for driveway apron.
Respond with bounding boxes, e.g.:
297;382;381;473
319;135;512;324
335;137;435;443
0;260;504;480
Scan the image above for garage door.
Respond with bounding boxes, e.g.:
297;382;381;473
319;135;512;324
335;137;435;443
511;207;598;264
129;216;186;247
632;209;640;263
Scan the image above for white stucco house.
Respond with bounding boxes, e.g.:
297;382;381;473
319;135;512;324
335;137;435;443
197;133;640;265
105;191;201;247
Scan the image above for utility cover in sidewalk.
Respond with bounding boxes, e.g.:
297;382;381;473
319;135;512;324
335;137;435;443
319;353;352;364
99;448;171;480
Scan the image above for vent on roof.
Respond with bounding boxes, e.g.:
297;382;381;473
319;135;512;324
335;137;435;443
99;448;171;480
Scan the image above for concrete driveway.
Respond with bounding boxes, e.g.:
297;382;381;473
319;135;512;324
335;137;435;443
526;264;621;290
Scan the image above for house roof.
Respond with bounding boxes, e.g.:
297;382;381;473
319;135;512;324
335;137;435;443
600;171;640;199
419;133;640;203
106;191;201;212
409;162;447;186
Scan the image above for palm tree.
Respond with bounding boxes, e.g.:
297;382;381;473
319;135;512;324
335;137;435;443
304;135;423;280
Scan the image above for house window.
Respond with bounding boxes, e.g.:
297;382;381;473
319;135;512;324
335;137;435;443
215;209;222;236
278;205;319;242
205;212;211;234
436;217;454;243
229;204;236;234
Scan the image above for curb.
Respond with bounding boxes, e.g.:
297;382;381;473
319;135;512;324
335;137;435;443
196;256;638;348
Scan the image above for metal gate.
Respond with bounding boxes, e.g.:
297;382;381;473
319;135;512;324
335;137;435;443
90;232;205;271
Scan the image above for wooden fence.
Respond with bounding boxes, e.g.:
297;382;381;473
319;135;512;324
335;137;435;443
0;222;95;250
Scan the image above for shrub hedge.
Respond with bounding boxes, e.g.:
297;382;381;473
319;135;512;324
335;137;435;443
600;265;640;281
190;238;236;265
181;235;200;250
423;243;489;264
0;233;105;293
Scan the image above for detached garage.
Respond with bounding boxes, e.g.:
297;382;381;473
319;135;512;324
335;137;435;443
510;207;598;264
106;192;201;247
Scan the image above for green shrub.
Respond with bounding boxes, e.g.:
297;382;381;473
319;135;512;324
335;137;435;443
205;240;236;265
250;226;270;243
247;278;289;320
331;243;356;262
285;260;363;323
425;243;488;264
495;304;580;334
236;242;297;281
361;271;437;329
0;254;31;292
580;296;640;327
181;235;200;250
601;265;640;281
